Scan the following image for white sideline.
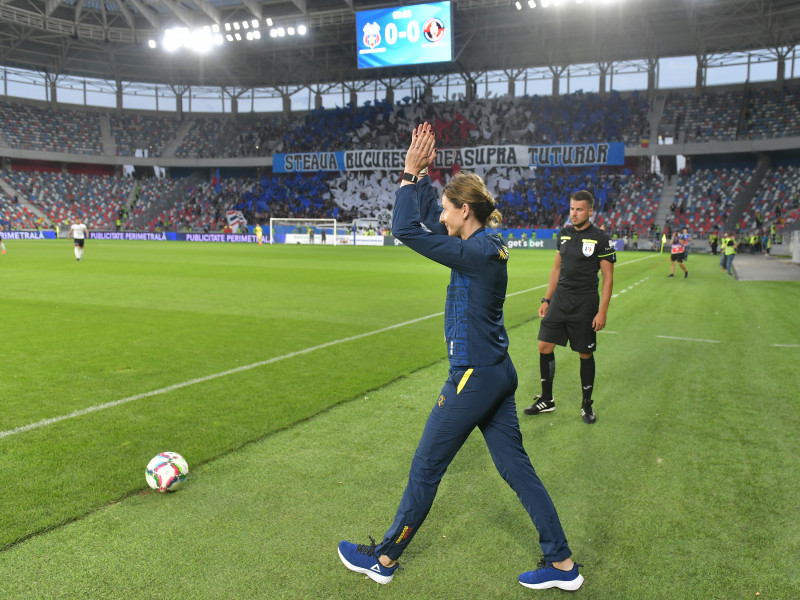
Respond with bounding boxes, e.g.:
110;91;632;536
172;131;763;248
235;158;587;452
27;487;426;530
656;335;721;344
0;253;655;440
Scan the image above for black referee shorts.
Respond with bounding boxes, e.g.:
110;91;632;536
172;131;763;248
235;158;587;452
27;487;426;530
537;289;599;354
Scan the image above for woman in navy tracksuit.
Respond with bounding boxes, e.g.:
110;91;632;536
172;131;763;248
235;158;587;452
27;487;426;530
338;123;583;592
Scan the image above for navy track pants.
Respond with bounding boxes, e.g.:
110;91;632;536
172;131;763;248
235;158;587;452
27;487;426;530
376;353;572;563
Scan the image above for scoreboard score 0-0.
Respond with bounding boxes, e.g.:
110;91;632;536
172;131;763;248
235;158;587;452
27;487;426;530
356;1;453;69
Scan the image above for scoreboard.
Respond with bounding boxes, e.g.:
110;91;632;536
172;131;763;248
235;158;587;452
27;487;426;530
356;1;453;69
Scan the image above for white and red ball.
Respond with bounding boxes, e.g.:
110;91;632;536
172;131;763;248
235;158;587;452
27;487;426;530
145;452;189;492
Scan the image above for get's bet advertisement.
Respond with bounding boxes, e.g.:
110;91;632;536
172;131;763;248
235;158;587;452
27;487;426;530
356;2;452;69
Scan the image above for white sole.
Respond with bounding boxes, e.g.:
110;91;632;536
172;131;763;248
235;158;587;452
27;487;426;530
519;573;584;591
337;547;393;584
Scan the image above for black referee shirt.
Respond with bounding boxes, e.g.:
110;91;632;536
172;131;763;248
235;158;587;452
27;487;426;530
555;223;617;294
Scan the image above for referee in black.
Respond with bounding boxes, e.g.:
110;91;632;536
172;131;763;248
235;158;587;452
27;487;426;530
524;190;616;424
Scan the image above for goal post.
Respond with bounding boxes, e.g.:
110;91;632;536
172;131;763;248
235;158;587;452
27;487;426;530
269;218;338;245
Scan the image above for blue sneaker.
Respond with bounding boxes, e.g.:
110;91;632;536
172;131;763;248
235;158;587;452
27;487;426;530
337;536;398;585
519;557;584;591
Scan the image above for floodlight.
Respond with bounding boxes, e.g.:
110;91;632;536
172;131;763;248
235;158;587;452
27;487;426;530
288;26;295;35
252;19;259;28
163;27;189;52
242;21;249;29
253;30;261;40
270;29;277;38
528;0;536;6
212;24;220;33
298;25;307;35
148;39;157;48
214;34;223;45
233;22;240;30
515;1;522;8
235;32;242;40
226;34;234;41
266;18;273;26
225;22;231;31
185;27;215;53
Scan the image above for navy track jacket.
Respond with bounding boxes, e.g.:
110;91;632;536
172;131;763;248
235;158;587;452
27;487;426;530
391;178;510;368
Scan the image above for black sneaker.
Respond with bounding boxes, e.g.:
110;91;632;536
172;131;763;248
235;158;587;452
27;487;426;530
667;274;674;278
685;271;689;278
524;395;555;415
581;400;596;424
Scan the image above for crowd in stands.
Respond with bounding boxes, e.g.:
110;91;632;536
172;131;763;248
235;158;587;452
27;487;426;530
175;117;240;158
0;88;651;160
230;90;650;158
0;101;104;155
1;170;132;230
224;164;661;240
221;117;292;157
109;114;181;157
661;90;741;143
737;165;800;231
0;84;797;159
0;189;38;229
659;85;800;143
668;167;753;234
741;87;800;139
136;177;234;232
1;85;799;239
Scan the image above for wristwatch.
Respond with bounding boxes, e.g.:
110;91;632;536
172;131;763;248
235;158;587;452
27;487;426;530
402;172;419;183
541;297;550;304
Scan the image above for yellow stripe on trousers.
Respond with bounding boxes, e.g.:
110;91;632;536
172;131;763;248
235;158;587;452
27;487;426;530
457;368;474;394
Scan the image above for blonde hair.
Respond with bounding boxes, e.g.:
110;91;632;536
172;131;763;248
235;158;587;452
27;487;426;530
443;172;502;229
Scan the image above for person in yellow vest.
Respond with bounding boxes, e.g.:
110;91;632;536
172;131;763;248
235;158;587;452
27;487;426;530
719;233;730;271
660;232;667;253
254;223;263;246
54;223;60;240
723;232;738;276
116;217;122;232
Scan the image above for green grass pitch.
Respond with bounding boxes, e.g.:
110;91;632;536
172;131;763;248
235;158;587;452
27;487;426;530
0;240;798;599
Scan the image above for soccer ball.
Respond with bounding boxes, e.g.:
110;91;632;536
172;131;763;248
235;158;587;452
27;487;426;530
145;452;189;492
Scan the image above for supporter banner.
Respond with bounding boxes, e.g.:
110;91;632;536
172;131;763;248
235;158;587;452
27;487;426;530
528;143;625;167
273;142;624;173
273;152;346;173
1;230;56;240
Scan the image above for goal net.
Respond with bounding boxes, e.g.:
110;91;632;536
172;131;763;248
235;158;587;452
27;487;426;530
269;218;338;245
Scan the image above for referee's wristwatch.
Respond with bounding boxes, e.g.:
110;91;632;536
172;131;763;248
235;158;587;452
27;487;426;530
541;297;550;304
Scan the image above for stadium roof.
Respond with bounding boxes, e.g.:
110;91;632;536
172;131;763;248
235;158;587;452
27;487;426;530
1;0;799;89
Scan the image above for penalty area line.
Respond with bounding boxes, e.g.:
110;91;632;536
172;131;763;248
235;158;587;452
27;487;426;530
0;311;444;441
